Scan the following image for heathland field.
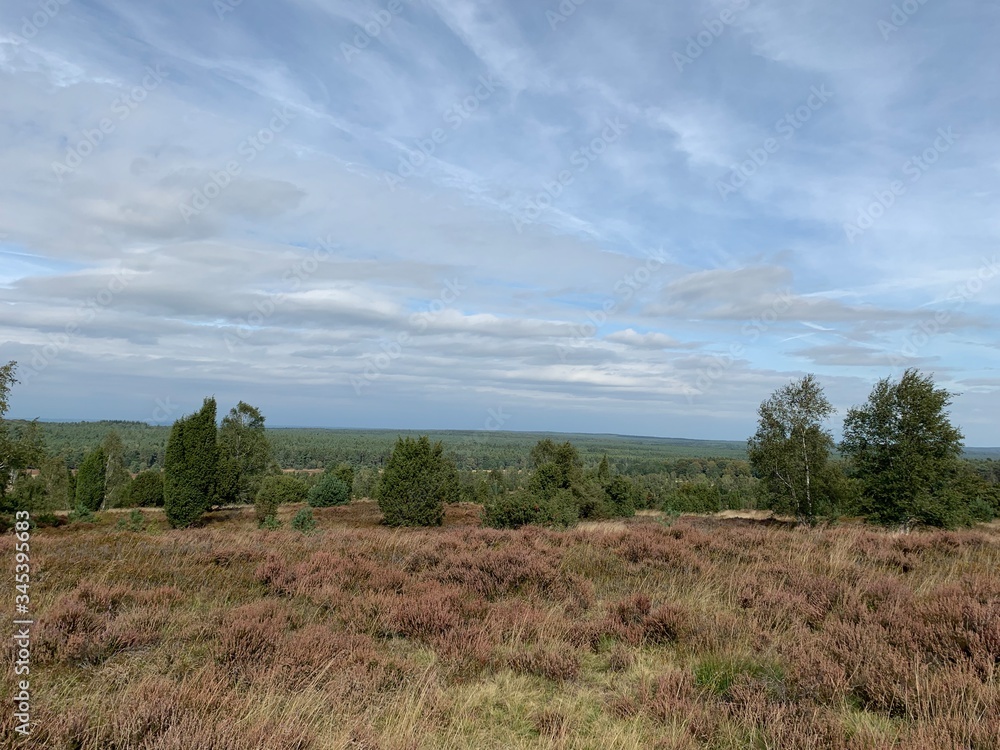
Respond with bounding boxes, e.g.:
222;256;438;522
5;502;999;749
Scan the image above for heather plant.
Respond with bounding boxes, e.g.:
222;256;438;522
19;485;1000;750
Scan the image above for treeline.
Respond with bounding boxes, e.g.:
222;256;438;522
2;361;999;530
747;370;1000;528
11;422;750;473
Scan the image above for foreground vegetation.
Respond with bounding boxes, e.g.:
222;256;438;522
4;504;998;748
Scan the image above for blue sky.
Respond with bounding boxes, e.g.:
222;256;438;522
1;0;998;444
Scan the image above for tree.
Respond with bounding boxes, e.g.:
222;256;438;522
597;455;611;482
330;464;354;499
0;361;15;418
216;402;272;505
38;454;73;511
308;474;350;507
0;363;47;510
102;430;131;508
841;369;966;528
747;374;841;523
75;446;107;512
128;470;165;507
164;398;219;528
376;436;459;526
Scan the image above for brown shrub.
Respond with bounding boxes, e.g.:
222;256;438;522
216;599;291;678
508;644;581;681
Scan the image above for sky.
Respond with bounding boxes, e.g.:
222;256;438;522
0;0;998;444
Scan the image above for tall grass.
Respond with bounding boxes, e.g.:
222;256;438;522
3;502;998;748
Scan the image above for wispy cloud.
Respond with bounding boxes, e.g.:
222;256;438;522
1;0;997;443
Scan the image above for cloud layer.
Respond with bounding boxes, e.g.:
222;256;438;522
1;0;998;443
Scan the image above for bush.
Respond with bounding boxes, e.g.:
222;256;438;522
603;476;638;518
254;474;308;523
68;503;96;524
128;470;164;507
482;488;578;529
291;508;317;533
32;512;67;529
164;398;219;528
307;474;350;508
115;509;147;532
663;481;721;514
259;514;282;530
376;436;459;527
330;464;354;498
75;447;106;512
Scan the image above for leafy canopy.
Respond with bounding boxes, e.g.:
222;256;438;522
841;369;965;527
747;374;843;523
376;436;459;527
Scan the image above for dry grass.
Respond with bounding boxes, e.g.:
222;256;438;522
3;503;999;748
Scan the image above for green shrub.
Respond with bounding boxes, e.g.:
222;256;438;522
331;464;354;499
291;508;317;533
164;398;219;528
603;476;638;518
128;470;164;507
32;512;67;529
68;503;96;524
115;509;147;532
376;436;459;527
259;514;282;530
75;447;106;512
663;481;721;514
482;488;578;529
254;474;308;523
307;474;350;507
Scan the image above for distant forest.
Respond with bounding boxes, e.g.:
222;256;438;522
16;420;756;474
